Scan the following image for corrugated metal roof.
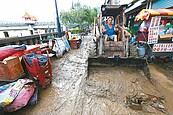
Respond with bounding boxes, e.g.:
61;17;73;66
152;0;173;9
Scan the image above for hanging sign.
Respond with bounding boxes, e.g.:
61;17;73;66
148;17;161;44
148;27;159;44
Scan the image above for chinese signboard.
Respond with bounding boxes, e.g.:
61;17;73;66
148;17;161;44
152;43;173;52
148;27;159;44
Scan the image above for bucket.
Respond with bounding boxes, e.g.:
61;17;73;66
69;40;77;49
137;45;146;57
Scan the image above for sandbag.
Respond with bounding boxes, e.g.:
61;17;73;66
62;37;70;51
52;38;66;58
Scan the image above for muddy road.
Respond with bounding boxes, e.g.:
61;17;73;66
12;36;173;115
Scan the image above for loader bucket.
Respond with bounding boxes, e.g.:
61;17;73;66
88;57;151;81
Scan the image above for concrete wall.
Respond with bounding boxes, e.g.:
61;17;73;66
0;32;58;47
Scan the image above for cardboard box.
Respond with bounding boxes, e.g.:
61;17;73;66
0;56;24;81
159;34;173;40
69;40;77;49
0;63;9;80
69;39;81;49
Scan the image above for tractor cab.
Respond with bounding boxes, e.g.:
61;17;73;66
101;5;126;41
91;5;151;81
95;4;129;57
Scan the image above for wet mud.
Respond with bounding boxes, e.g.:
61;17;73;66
83;66;171;114
10;36;173;115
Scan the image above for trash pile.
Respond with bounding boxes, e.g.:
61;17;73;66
43;36;82;58
0;78;38;113
125;93;166;113
47;37;70;58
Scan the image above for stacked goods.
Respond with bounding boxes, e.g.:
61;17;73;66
0;57;24;81
0;45;26;61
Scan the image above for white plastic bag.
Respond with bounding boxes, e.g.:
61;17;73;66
54;38;66;58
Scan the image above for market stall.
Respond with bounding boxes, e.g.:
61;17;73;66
135;9;173;61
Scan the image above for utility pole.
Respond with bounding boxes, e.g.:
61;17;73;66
54;0;62;37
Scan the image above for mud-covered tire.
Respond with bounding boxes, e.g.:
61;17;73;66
90;44;97;56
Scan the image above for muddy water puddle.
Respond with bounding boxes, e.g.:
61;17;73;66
83;66;171;114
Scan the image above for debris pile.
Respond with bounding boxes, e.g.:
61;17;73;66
125;93;166;113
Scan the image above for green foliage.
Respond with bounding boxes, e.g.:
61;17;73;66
70;28;83;34
47;35;54;39
60;2;97;29
130;26;139;36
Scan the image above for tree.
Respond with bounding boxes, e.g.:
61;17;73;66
60;2;97;29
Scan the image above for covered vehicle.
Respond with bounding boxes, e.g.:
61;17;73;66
135;9;173;62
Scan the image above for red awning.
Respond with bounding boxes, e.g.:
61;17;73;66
135;9;173;21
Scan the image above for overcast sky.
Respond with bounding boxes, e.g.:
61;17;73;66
0;0;132;22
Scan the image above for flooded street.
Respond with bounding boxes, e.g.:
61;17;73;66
12;36;173;115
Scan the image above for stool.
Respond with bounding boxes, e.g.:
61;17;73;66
23;54;52;88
